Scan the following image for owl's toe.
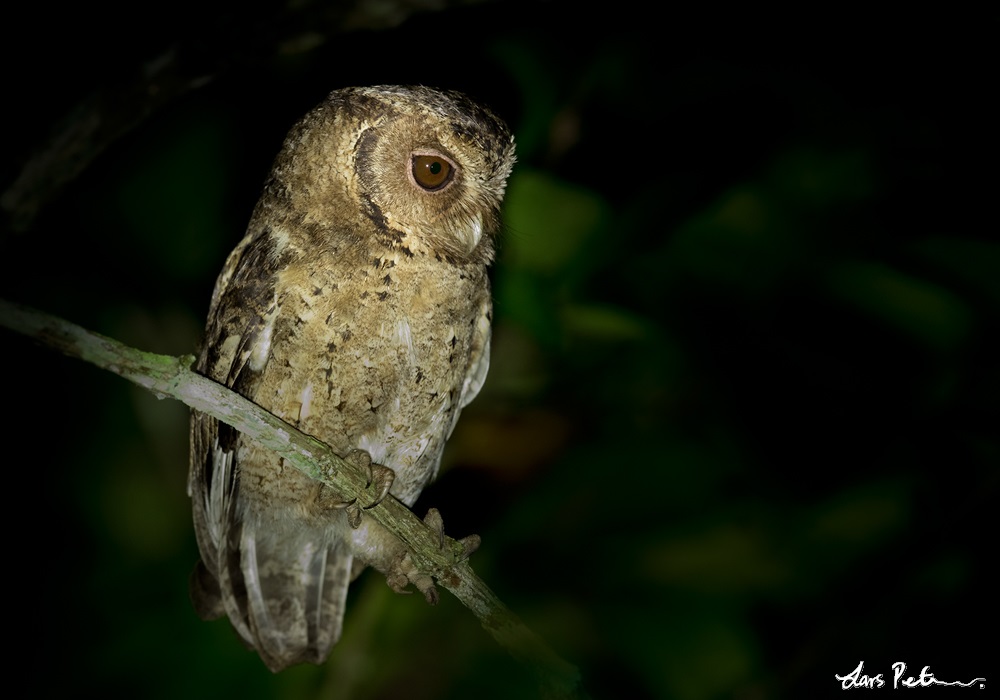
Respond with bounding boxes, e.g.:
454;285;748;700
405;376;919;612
457;534;481;560
363;464;395;509
424;507;446;549
422;508;479;560
344;448;372;472
343;449;394;509
314;483;357;511
387;551;439;605
319;450;395;526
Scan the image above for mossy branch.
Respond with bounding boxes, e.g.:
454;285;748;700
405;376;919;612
0;297;585;700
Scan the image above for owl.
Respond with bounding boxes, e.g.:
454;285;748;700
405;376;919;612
188;85;515;671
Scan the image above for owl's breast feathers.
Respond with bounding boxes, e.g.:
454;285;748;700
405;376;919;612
256;227;491;505
189;220;491;670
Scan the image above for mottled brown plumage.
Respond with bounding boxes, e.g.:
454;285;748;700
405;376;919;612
188;86;515;671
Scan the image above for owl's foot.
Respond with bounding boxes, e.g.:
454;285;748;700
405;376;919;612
340;449;395;508
380;512;480;604
315;450;395;528
424;507;481;560
386;551;439;605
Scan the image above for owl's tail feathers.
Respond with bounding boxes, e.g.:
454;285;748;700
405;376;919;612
242;528;353;671
191;523;353;672
190;559;226;621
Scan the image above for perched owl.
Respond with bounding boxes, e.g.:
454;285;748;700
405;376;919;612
188;86;515;671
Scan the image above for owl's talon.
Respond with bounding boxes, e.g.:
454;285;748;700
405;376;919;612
332;455;366;527
341;449;394;510
419;580;439;606
363;464;395;509
345;502;363;529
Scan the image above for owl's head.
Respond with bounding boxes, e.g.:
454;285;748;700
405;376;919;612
273;85;516;263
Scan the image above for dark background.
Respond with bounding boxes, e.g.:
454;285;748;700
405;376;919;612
2;2;994;698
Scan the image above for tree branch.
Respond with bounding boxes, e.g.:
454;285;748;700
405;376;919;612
0;297;585;699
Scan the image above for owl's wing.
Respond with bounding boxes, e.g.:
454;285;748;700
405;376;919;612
457;292;492;413
188;229;352;671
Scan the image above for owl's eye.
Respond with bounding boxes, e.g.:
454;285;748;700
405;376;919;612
410;153;456;191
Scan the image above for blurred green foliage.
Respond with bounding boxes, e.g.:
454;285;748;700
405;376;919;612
1;3;993;699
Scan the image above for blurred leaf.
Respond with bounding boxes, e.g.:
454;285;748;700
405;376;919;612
911;236;1000;305
609;597;758;700
502;168;610;274
669;186;778;287
642;523;790;594
561;302;649;341
769;147;876;207
827;261;973;351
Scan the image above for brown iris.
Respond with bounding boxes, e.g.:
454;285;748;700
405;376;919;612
411;153;455;191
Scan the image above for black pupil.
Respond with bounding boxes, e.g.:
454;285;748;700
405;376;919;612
428;161;442;175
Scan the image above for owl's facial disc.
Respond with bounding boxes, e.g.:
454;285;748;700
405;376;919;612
408;150;458;192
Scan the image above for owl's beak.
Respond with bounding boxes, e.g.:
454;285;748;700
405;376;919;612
458;215;483;253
